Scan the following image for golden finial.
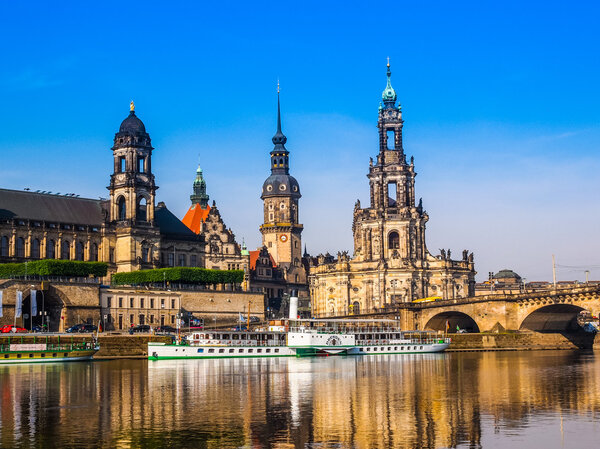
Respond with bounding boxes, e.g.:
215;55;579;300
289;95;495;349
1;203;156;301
387;56;390;67
277;79;280;94
130;100;135;112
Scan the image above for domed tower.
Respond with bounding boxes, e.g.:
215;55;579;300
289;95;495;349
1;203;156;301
260;89;304;281
108;101;158;223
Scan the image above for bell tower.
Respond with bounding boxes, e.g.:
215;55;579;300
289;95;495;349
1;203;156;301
259;88;305;283
107;102;160;272
108;101;158;223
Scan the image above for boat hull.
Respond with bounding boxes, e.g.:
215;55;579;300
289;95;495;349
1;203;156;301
0;349;97;364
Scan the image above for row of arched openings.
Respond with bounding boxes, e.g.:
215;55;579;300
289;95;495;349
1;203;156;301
0;236;98;261
117;196;148;221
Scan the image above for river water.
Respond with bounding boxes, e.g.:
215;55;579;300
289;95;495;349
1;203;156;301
0;351;599;448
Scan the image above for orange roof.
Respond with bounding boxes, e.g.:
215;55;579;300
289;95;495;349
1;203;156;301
182;204;210;234
249;249;276;270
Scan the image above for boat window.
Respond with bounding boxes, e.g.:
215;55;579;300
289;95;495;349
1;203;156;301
208;349;215;353
197;349;204;353
274;349;279;353
63;353;68;357
248;349;253;353
388;347;391;351
394;347;397;350
222;334;230;339
266;349;271;353
420;346;423;350
17;354;21;358
52;353;57;357
373;348;377;351
219;349;224;353
367;348;370;352
229;349;234;353
257;349;262;353
4;354;8;358
41;353;46;358
194;334;199;339
29;354;34;358
232;335;239;340
238;349;244;353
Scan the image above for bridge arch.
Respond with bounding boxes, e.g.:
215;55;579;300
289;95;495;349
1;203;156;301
519;304;586;332
424;311;480;333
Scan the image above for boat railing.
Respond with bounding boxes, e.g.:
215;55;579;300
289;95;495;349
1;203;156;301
0;342;96;353
189;339;284;347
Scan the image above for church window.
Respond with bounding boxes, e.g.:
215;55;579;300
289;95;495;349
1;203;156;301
142;247;149;263
137;197;147;222
31;239;40;259
76;241;85;261
279;158;283;166
109;248;115;263
387;182;397;207
46;239;55;259
61;240;71;260
294;241;298;248
137;156;145;173
16;237;25;258
119;156;126;172
1;236;9;257
90;243;98;261
386;130;395;149
268;203;274;210
388;232;400;250
295;274;298;282
117;197;126;221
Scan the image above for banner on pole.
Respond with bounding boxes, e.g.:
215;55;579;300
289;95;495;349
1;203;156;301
0;291;3;318
16;291;22;318
31;290;37;317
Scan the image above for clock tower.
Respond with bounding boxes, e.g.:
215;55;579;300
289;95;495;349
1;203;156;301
260;89;305;284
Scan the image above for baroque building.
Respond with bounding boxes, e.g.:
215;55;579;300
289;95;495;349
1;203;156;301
182;164;249;272
249;90;310;316
0;102;206;274
309;63;476;317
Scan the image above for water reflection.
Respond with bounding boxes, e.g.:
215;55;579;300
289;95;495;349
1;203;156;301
0;351;599;448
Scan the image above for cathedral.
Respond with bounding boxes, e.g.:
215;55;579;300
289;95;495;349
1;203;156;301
308;63;476;317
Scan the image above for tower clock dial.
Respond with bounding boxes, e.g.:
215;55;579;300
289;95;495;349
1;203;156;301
280;234;288;242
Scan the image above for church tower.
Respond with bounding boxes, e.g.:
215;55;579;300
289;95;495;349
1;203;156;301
108;102;160;271
182;165;211;234
260;89;305;283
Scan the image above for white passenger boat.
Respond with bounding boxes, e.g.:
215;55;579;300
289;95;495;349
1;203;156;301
147;319;450;360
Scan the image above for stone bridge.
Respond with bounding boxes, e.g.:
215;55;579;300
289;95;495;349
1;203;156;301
345;285;600;333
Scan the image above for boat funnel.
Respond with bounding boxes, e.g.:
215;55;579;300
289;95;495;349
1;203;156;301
289;295;298;320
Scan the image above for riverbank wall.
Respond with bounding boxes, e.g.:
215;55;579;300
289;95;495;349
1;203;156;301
1;331;597;359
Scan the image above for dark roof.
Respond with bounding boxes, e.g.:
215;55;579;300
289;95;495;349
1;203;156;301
119;111;146;134
494;269;521;280
0;188;106;226
155;203;199;240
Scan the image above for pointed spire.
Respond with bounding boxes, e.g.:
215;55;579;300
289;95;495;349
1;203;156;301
272;82;287;147
382;58;397;108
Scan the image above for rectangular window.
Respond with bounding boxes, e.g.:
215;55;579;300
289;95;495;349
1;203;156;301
107;297;112;308
191;255;197;267
130;298;134;308
197;348;204;353
119;156;126;172
171;299;175;309
171;315;175;324
387;182;397;207
109;248;115;263
257;349;262;353
140;298;144;308
137;156;145;173
150;315;154;324
130;314;134;324
178;254;186;266
208;348;214;353
386;129;395;149
118;297;123;308
168;253;175;267
219;348;224;354
161;298;165;309
274;348;279;353
150;298;154;309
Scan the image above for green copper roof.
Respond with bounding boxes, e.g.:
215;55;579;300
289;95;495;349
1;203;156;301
381;62;397;106
190;164;209;207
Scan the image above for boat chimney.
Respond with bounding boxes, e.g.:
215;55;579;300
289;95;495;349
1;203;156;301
289;291;299;320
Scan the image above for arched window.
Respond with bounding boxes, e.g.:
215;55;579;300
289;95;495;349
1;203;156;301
61;240;71;260
0;236;8;257
388;231;400;250
46;239;55;259
16;237;25;258
279;158;283;166
90;243;98;261
31;239;40;259
117;196;126;221
142;246;149;263
76;241;85;261
352;301;360;314
137;197;147;222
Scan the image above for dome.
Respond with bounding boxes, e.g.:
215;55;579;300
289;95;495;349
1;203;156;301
381;62;397;107
493;269;521;280
261;174;301;199
119;111;146;134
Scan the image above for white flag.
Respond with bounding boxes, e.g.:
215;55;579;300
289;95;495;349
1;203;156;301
16;291;22;318
31;290;37;317
0;291;3;318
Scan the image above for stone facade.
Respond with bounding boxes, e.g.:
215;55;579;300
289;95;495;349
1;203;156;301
309;63;476;317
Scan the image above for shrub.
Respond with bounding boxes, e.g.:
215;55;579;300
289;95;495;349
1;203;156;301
0;260;108;278
111;267;244;286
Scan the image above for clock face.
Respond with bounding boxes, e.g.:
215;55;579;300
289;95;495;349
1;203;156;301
280;235;288;242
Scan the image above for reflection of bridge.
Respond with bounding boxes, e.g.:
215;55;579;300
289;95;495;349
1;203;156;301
350;285;600;333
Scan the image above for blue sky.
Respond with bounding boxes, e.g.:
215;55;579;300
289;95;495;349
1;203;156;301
0;1;599;281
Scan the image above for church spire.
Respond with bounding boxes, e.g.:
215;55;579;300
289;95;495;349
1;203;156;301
382;58;397;109
272;86;287;148
269;84;290;175
190;164;209;208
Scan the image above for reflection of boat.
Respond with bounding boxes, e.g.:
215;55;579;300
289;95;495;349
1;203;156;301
0;336;99;363
148;319;450;360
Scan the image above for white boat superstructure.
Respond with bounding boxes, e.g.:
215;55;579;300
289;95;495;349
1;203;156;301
148;318;450;360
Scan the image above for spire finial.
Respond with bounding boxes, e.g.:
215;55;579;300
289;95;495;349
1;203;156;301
130;100;135;112
387;56;390;67
381;59;397;107
277;78;280;94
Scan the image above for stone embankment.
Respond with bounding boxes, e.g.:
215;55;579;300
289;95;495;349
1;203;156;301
447;331;598;351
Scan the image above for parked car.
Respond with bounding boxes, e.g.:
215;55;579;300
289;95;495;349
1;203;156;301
66;324;97;333
154;325;177;334
0;325;28;333
129;324;151;334
249;316;261;323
